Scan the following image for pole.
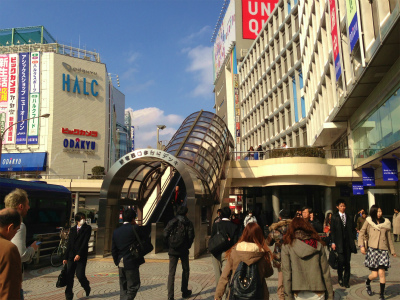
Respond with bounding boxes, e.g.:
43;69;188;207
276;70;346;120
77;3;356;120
156;128;160;150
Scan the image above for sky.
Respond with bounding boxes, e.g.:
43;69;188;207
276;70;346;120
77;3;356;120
1;0;224;149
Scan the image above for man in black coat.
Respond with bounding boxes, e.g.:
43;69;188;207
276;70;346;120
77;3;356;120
301;206;323;233
164;206;195;300
112;209;149;300
210;207;240;287
330;199;357;288
63;212;92;300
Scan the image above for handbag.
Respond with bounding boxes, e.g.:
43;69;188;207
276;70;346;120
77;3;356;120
129;225;154;259
208;223;230;256
56;264;68;288
328;249;339;270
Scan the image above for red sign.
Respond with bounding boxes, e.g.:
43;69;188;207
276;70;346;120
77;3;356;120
62;127;98;137
242;0;279;39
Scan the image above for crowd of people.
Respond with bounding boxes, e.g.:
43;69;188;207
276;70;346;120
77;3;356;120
1;188;399;300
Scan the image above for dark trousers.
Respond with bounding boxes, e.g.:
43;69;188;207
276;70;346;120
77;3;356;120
168;254;190;299
394;234;398;241
337;245;352;284
65;259;90;297
119;267;140;300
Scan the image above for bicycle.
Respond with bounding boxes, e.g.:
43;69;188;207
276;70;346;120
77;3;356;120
51;227;69;267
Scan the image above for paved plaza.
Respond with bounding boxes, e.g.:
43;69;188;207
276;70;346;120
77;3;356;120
23;242;400;300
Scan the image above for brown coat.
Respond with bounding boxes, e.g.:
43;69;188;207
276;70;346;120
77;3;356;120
358;217;396;255
0;236;22;300
393;213;400;235
214;242;274;300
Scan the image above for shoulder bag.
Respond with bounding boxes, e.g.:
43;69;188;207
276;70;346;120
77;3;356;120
56;264;68;288
129;225;154;259
208;223;230;257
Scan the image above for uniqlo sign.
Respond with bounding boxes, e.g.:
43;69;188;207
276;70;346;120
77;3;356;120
242;0;279;39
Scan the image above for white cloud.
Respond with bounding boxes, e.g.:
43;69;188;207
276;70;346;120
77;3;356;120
184;45;213;98
126;107;184;149
180;26;211;44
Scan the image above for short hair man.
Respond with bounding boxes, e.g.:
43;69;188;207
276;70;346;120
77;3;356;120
164;206;195;300
301;206;323;233
0;208;23;300
330;199;357;288
112;209;149;300
63;212;92;300
5;188;38;299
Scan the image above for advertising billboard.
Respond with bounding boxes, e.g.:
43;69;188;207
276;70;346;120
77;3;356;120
0;54;9;142
6;54;18;144
346;0;359;52
242;0;279;39
16;52;29;144
213;0;236;79
28;52;40;144
329;0;342;81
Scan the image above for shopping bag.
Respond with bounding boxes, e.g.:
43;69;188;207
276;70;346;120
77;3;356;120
56;264;68;288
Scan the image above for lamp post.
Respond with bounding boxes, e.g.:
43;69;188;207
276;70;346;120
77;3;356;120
156;125;166;150
0;113;50;164
82;160;88;179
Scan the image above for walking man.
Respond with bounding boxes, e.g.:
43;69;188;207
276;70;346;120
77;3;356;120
164;206;195;300
302;206;323;233
330;199;357;288
63;212;92;300
0;208;23;300
4;188;39;300
112;209;149;300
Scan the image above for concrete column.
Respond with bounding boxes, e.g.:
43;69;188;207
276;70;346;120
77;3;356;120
324;187;333;213
74;192;79;216
272;187;280;222
367;190;375;210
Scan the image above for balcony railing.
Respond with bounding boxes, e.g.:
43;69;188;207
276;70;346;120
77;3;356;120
231;147;350;161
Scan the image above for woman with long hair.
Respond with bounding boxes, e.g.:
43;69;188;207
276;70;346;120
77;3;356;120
214;222;273;300
359;205;396;300
281;217;333;300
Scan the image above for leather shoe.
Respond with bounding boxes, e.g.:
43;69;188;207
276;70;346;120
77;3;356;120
345;283;350;288
85;286;91;297
338;279;344;287
65;293;73;300
182;290;192;298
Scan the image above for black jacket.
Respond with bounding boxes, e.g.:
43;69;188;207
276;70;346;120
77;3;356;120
211;219;240;253
64;223;92;260
163;215;195;256
112;223;150;269
309;218;323;233
330;212;357;254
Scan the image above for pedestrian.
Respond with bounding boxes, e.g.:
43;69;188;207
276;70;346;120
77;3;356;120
356;210;367;237
393;208;400;242
172;186;184;215
213;209;222;224
301;206;323;233
214;222;274;300
211;207;240;288
281;217;333;300
112;209;149;300
323;212;333;246
281;142;288;148
267;209;291;300
256;144;264;160
0;208;23;300
247;146;255;160
164;206;195;300
4;188;39;300
330;199;357;288
63;212;92;300
230;213;240;226
359;205;396;300
354;208;365;224
244;210;257;227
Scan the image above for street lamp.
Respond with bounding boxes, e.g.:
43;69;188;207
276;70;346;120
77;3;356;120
156;125;166;150
0;113;50;163
82;160;88;179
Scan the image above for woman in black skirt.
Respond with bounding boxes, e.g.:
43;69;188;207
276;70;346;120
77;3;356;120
358;205;397;300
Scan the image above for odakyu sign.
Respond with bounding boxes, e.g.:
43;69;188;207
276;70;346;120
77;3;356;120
63;138;96;151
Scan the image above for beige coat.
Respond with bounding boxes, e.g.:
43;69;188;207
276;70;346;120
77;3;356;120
393;213;400;235
214;242;274;300
358;217;396;255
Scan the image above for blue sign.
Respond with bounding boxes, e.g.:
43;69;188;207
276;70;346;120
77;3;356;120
63;138;95;150
362;168;375;186
349;12;359;52
62;74;98;97
16;53;29;144
382;159;398;181
352;182;364;195
335;56;342;81
0;152;47;172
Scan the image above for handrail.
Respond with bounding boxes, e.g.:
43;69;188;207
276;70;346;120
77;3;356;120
230;148;350;160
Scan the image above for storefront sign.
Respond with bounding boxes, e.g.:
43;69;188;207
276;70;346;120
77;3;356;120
382;159;398;181
346;0;359;52
0;54;9;142
119;149;181;168
62;62;97;76
362;168;375;186
6;54;18;144
30;52;40;93
16;53;29;144
63;138;96;151
62;74;98;97
242;0;279;39
62;127;98;137
352;182;364;195
0;152;47;172
27;93;40;144
329;0;342;81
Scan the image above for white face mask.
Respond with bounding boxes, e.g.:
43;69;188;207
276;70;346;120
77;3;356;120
79;219;86;226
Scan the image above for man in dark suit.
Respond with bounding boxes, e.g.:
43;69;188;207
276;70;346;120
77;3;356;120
330;199;357;288
63;212;92;300
112;209;149;300
164;206;195;300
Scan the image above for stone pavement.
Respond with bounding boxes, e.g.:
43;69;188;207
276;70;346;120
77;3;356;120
23;241;400;300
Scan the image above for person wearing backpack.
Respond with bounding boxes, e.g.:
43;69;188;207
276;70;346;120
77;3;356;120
281;217;333;300
163;206;195;300
214;222;274;300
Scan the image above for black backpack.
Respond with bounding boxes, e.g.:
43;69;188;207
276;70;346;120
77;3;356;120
230;261;263;300
168;220;187;249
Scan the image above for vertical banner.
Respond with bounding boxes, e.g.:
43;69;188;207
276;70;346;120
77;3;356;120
0;55;9;142
16;53;29;145
362;168;375;186
382;159;398;181
346;0;359;52
329;0;342;81
28;52;40;144
242;0;279;39
6;54;18;144
352;182;364;195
